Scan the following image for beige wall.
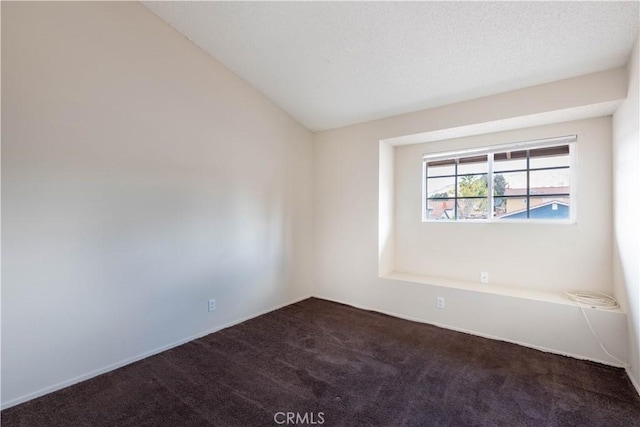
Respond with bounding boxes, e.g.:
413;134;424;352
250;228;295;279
1;2;313;407
314;66;628;371
613;37;640;391
394;117;612;292
2;0;637;409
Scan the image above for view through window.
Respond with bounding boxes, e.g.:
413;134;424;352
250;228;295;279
424;137;575;221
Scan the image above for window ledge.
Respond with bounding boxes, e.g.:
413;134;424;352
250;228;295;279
382;271;623;312
422;219;576;225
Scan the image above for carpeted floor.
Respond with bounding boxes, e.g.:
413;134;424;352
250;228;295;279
2;298;640;426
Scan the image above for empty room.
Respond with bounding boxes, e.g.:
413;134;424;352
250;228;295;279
2;1;640;426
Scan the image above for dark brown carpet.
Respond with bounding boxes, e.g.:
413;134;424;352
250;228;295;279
3;298;640;426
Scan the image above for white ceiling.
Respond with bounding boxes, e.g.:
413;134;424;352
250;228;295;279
143;1;639;132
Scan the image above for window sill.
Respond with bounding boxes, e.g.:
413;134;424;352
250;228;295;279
382;271;622;311
422;219;576;225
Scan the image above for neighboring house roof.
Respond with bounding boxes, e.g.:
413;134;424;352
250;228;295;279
501;200;569;219
427;200;455;219
428;192;570;219
503;186;569;196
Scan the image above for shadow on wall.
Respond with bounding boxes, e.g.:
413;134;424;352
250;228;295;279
613;240;640;384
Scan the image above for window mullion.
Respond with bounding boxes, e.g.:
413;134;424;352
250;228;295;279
423;160;427;221
526;150;531;219
454;159;458;220
488;154;494;220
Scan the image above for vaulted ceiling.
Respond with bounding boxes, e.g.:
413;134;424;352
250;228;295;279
144;2;639;131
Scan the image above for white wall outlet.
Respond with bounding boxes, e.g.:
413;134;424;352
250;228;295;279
480;272;489;284
436;297;445;309
208;299;216;312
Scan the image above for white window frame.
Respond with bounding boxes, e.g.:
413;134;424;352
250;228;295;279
422;135;577;224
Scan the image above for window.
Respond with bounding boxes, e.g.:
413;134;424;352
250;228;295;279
423;135;576;222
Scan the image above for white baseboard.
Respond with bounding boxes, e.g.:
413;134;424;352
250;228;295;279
5;293;636;409
626;367;640;397
312;294;627;369
1;294;312;410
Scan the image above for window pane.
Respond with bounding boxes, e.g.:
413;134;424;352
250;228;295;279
493;196;527;218
529;145;569;168
495;150;527;161
427;176;455;198
497;171;527;196
529;196;570;208
493;157;527;172
493;173;509;197
493;197;507;217
457;198;488;220
427;162;455;177
530;198;570;219
493;196;571;220
529;199;570;219
426;199;455;220
530;153;570;169
457;155;487;175
530;169;570;193
457;174;487;197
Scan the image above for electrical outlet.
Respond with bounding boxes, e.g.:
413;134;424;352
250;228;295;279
436;297;445;309
480;272;489;284
208;299;216;312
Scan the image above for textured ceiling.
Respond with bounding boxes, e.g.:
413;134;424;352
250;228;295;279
143;1;639;131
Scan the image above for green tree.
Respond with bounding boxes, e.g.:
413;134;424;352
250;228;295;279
493;174;507;213
429;174;506;218
494;174;506;196
458;175;488;197
457;175;488;218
